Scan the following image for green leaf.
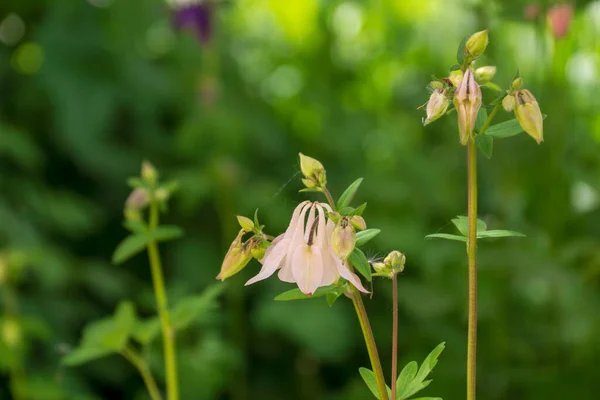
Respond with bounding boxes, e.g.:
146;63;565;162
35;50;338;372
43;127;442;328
339;206;355;215
105;301;136;350
456;36;468;65
396;361;418;395
425;233;466;242
415;342;445;383
325;286;346;307
123;219;147;234
477;230;526;239
359;367;391;400
274;284;339;301
482;82;503;92
475;107;488;133
451;216;487;236
170;284;225;330
127;177;145;189
347;248;372;281
449;63;460;72
485;115;547;139
337;178;363;211
411;398;442;400
132;318;160;345
356;229;381;246
150;225;184;242
475;134;493;159
62;346;114;366
350;202;367;216
112;234;148;264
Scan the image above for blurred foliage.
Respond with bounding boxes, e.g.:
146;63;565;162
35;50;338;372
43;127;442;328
1;0;600;399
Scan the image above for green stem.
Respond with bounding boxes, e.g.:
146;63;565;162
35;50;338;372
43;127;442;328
147;201;179;400
2;281;26;400
391;272;398;400
322;187;336;210
122;346;164;400
479;104;500;135
350;287;389;400
466;137;478;400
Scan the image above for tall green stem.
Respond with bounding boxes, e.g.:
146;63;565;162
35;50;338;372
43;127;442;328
466;136;478;400
390;272;398;400
147;201;179;400
350;287;390;400
122;346;164;400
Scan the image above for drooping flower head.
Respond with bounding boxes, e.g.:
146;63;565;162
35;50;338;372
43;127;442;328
246;201;368;295
514;89;544;144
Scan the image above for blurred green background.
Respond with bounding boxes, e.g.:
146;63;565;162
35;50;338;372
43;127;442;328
1;0;599;399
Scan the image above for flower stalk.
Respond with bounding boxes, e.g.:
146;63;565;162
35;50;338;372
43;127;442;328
390;271;399;400
122;346;163;400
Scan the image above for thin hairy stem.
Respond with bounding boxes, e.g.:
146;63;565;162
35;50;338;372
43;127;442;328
147;201;179;400
391;272;399;399
350;287;390;400
323;187;336;210
122;346;164;400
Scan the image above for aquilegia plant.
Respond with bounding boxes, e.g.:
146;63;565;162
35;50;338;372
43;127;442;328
218;153;445;400
421;30;544;400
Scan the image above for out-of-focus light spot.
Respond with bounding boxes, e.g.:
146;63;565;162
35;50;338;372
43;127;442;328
586;1;600;27
12;42;44;75
331;2;364;39
87;0;114;8
391;0;437;22
0;13;26;46
571;181;599;213
566;52;598;86
268;0;319;47
146;20;175;58
261;65;303;100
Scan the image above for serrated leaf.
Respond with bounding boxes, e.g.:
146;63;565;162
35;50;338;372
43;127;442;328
359;367;391;400
274;284;339;301
475;107;488;133
356;229;381;246
477;230;526;238
150;225;184;242
485;115;547;139
475;134;493;159
112;234;148;264
456;36;468;65
132;318;161;345
337;178;363;211
347;248;372;281
424;233;467;242
396;361;418;395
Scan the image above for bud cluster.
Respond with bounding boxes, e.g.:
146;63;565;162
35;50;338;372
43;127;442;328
372;250;406;278
502;77;544;144
299;153;327;191
124;161;177;222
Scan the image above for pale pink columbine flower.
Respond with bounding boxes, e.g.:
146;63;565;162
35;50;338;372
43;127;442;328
246;201;369;295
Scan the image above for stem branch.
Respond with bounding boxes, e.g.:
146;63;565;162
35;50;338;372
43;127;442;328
350;287;389;400
122;346;164;400
391;272;398;400
147;201;179;400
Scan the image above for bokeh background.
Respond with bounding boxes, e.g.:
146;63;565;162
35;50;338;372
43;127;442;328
1;0;599;399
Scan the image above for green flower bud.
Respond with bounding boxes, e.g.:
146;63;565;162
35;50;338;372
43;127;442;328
330;217;356;260
350;215;367;231
237;215;255;231
502;95;515;112
514;89;544;144
424;89;450;125
328;211;341;224
299;153;327;189
216;229;253;281
141;160;158;185
474;66;496;82
511;77;523;90
465;29;489;58
372;262;389;274
384;250;406;273
449;70;464;88
251;243;266;261
430;80;444;90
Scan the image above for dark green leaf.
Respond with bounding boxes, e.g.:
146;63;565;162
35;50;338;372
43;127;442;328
112;234;148;264
149;225;184;242
356;229;381;246
347;248;372;281
274;284;339;301
475;107;488;133
456;36;468;65
359;367;391;400
337;178;363;211
449;63;460;71
424;233;467;242
325;286;346;307
477;230;526;239
475;134;493;159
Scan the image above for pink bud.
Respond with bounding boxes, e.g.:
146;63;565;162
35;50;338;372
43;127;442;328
453;69;482;145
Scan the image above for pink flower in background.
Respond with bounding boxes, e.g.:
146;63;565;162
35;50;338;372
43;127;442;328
524;3;541;20
246;201;369;295
547;3;573;39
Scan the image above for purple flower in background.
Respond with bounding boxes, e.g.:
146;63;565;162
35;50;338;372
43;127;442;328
172;0;213;44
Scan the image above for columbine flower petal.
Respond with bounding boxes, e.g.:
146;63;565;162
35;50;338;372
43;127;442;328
331;250;369;293
292;244;324;295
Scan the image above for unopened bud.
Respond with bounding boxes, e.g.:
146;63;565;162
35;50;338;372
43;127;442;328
141;161;158;185
126;188;150;210
474;66;496;82
350;215;366;231
2;318;21;347
511;77;523;90
465;29;489;58
449;70;464;88
424;89;450;125
251;240;268;261
453;69;482;145
502;95;515;112
372;262;388;273
430;81;444;90
328;211;341;224
216;229;253;281
299;153;327;189
384;250;406;272
514;89;544;144
237;216;255;231
330;217;356;260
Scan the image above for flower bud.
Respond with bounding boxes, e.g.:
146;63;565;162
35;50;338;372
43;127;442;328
474;66;496;82
384;250;406;273
350;215;366;231
465;29;489;58
251;243;266;261
449;70;464;88
216;229;253;281
125;188;150;210
424;89;450;126
330;217;356;260
514;89;544;144
453;69;482;145
502;95;515;112
141;160;158;185
511;77;523;90
299;153;327;189
430;81;444;90
372;262;389;274
237;215;255;232
328;211;341;224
